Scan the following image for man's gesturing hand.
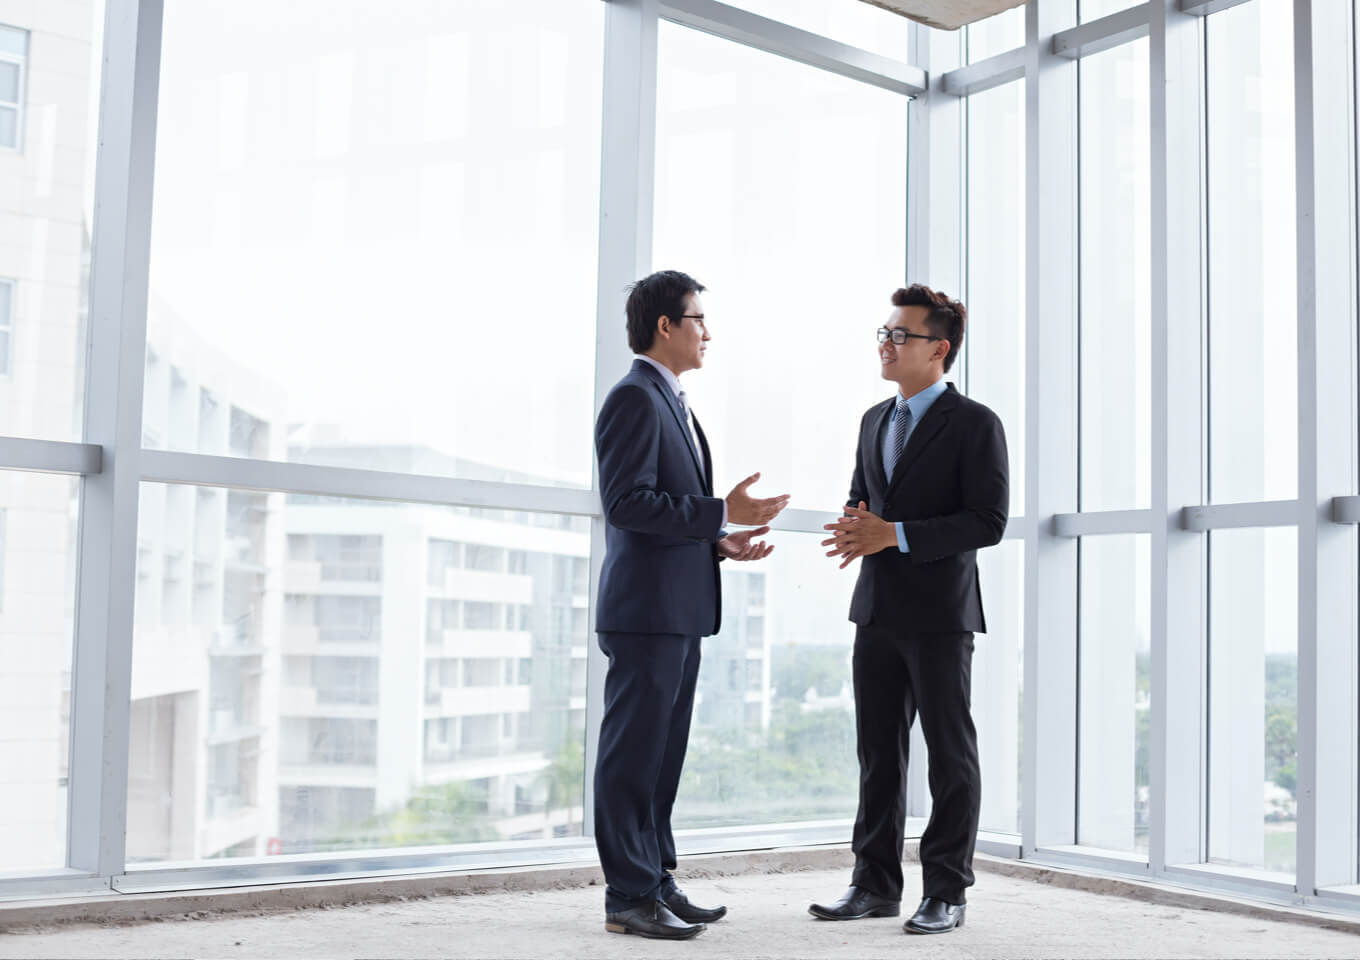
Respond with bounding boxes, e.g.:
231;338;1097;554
718;525;774;562
821;501;897;569
725;472;790;526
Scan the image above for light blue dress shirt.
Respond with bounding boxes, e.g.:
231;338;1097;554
880;378;949;554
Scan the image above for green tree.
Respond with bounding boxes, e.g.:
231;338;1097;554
538;737;585;830
369;781;500;846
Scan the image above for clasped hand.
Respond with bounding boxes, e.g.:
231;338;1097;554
821;501;896;569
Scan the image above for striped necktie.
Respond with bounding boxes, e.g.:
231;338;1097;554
885;395;913;480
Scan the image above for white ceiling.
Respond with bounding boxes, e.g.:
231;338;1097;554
856;0;1028;30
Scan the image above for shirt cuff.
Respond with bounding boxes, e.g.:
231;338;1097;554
895;522;910;553
720;502;728;534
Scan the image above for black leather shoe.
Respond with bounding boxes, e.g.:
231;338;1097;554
663;888;727;923
808;885;901;920
903;897;966;934
605;900;705;940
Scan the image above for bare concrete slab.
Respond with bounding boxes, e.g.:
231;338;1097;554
2;861;1358;959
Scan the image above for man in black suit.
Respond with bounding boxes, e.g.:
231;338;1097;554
810;284;1008;935
593;270;789;940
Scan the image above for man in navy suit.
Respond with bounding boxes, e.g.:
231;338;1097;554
811;284;1008;935
593;270;788;940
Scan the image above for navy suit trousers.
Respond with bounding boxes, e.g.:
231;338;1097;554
593;631;702;912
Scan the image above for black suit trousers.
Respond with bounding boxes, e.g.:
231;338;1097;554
593;631;702;912
850;624;980;904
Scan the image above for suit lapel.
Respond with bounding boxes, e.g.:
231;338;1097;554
692;413;714;496
634;360;706;487
864;399;893;497
886;385;960;499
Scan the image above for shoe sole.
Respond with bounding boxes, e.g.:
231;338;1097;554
807;904;901;921
904;914;965;934
605;922;705;940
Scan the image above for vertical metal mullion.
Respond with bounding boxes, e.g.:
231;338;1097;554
904;20;930;820
1149;0;1208;878
903;20;964;823
67;0;162;876
1024;0;1080;856
1295;0;1359;896
584;0;660;838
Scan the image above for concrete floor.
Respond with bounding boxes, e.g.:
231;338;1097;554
2;866;1359;959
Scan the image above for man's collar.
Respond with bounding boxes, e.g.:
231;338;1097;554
898;377;948;417
635;353;682;397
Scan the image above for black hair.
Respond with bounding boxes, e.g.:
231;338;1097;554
626;270;706;354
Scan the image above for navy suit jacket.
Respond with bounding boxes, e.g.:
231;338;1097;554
595;359;726;637
847;383;1009;633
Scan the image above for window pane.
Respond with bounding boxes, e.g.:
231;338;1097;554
0;61;20;102
1208;527;1297;877
1079;40;1150;511
0;471;79;871
0;8;97;440
965;80;1025;517
1207;0;1296;504
976;537;1023;835
676;531;860;827
0;24;26;57
967;7;1025;62
145;1;604;487
653;24;908;510
1081;0;1140;22
1077;534;1150;854
730;0;909;59
0;105;15;148
129;483;590;862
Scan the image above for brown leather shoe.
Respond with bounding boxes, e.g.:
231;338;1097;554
605;900;705;939
808;885;901;920
663;888;727;923
903;897;966;934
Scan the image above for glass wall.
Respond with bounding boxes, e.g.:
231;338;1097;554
676;531;860;828
0;4;98;443
1077;534;1150;854
731;0;910;59
975;538;1023;836
967;7;1025;62
129;482;589;861
1208;528;1298;877
145;0;604;488
1079;39;1150;513
653;22;908;512
963;75;1026;838
965;79;1026;520
1206;0;1297;505
0;472;78;871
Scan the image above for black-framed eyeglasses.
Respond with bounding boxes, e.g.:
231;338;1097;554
877;326;939;345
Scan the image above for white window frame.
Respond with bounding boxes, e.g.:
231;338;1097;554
0;24;28;152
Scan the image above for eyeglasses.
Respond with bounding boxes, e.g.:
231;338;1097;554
877;326;940;345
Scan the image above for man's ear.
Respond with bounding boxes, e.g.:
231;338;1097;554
656;315;671;340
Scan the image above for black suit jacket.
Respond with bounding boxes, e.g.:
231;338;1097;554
595;359;725;637
846;383;1009;633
